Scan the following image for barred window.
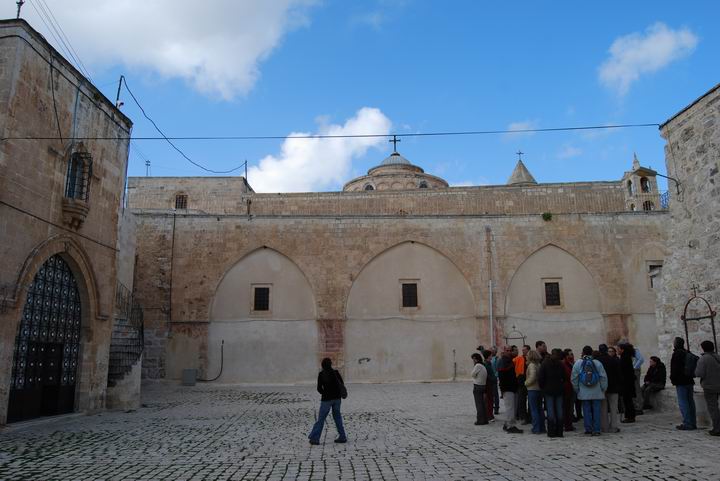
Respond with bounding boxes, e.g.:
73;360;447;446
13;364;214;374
544;282;561;306
253;286;270;311
402;283;418;308
175;194;188;210
65;152;92;200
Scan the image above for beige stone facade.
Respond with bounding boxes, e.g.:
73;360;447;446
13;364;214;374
657;83;720;359
0;20;132;424
129;152;669;384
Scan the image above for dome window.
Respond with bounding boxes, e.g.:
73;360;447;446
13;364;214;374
419;181;428;189
364;184;375;191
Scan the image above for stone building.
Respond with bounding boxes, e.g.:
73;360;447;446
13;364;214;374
0;20;134;424
656;83;720;358
128;148;669;384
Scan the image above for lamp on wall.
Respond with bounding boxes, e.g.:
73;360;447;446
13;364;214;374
631;165;682;195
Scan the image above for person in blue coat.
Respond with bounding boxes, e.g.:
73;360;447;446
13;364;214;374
571;345;608;435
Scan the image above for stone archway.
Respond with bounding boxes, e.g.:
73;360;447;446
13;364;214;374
7;255;82;422
345;241;477;382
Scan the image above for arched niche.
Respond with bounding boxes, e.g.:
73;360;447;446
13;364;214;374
201;248;318;383
345;242;477;382
505;244;603;350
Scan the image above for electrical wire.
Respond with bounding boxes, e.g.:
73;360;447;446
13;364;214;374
34;0;93;81
48;54;64;146
121;77;247;174
1;122;661;142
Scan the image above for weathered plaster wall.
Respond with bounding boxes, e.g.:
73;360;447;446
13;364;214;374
657;83;720;359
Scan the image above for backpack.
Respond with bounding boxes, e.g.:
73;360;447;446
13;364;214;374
580;359;600;387
684;351;699;378
335;370;348;399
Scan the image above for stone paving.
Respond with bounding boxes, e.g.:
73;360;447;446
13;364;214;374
0;381;718;480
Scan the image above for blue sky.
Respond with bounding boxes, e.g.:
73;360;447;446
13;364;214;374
4;1;719;192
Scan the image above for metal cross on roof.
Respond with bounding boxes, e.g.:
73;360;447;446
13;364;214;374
691;283;700;297
389;135;401;153
16;0;25;18
516;150;524;161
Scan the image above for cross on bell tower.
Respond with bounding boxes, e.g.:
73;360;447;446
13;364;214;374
516;150;524;161
389;135;401;153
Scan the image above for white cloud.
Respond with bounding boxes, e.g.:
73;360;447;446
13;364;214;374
503;120;539;141
599;23;698;96
5;0;317;100
247;107;392;192
557;144;583;159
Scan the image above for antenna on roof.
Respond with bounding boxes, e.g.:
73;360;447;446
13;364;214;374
145;160;151;177
16;0;25;19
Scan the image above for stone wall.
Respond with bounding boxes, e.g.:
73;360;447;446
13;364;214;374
657;83;720;359
131;206;668;382
0;20;132;424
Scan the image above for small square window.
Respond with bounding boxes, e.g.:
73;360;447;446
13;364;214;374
647;262;663;289
402;283;418;308
544;282;561;307
253;286;270;311
175;194;188;210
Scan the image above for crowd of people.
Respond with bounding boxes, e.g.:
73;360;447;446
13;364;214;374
470;337;720;437
304;337;720;445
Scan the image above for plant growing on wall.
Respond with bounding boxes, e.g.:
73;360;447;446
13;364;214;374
542;212;553;221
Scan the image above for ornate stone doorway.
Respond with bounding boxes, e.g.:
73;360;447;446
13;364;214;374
7;255;82;423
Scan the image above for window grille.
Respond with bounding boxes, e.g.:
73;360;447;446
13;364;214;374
643;201;654;211
544;282;561;306
175;194;188;210
65;152;92;201
402;283;418;308
253;287;270;311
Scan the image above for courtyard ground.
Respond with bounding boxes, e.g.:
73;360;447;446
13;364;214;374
0;381;717;480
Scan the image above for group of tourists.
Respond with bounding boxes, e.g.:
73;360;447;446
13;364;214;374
471;337;720;437
304;337;720;445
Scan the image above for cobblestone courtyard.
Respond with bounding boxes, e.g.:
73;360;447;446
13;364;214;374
1;382;718;480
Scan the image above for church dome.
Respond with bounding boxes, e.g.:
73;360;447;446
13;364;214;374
380;152;412;166
342;150;448;192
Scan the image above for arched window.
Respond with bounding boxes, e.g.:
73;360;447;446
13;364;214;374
626;179;634;196
65;152;92;201
364;184;375;191
640;177;650;193
643;201;654;211
630;203;636;211
175;194;188;209
419;181;428;189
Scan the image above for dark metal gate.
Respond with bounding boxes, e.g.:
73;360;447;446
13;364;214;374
7;255;82;422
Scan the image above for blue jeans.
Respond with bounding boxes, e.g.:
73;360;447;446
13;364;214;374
582;399;602;433
308;399;346;442
544;394;563;430
528;390;545;433
676;385;697;428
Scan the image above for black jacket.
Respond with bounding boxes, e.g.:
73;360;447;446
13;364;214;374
644;362;667;387
537;358;566;396
497;355;518;393
619;351;636;397
596;353;621;394
670;349;695;386
317;368;344;401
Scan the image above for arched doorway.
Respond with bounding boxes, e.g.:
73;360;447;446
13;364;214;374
7;255;82;422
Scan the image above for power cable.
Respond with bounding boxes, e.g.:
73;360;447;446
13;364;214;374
34;0;93;81
120;77;247;174
1;122;660;142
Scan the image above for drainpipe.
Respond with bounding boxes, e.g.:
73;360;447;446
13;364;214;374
489;279;494;347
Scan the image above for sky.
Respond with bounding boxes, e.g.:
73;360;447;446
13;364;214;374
3;0;719;192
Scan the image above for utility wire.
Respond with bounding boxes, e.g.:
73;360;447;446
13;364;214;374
34;0;93;81
1;122;661;142
121;77;247;174
28;0;91;81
